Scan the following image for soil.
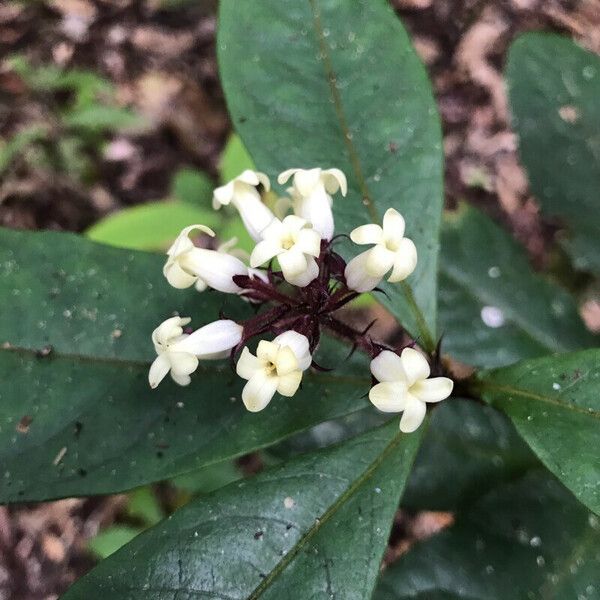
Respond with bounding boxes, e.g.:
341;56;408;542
1;0;598;597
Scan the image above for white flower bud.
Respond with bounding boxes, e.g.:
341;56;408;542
213;170;274;241
250;215;321;287
236;331;312;412
149;317;242;389
344;208;417;292
278;168;347;240
163;225;248;294
368;348;453;433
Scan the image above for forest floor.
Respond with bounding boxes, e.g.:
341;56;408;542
0;0;599;597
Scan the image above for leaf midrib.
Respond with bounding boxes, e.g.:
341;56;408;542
0;343;369;386
247;426;412;598
307;0;435;351
478;380;600;420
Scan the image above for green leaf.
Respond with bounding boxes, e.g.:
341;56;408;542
0;228;375;502
170;168;214;208
476;349;600;515
507;33;600;275
63;422;422;599
126;487;163;525
0;125;48;175
439;204;596;368
218;0;443;349
88;525;143;559
63;105;142;132
403;399;537;510
375;471;600;600
219;133;255;184
85;201;218;250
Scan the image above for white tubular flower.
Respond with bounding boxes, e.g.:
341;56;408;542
344;208;418;293
149;317;243;388
163;225;247;294
236;331;312;412
368;348;453;433
278;168;347;240
250;215;321;287
213;170;274;241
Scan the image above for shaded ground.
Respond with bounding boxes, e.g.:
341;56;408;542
1;0;598;597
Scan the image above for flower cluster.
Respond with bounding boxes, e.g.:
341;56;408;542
149;168;453;432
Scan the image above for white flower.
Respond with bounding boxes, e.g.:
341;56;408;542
213;170;274;241
368;348;453;433
250;215;321;287
344;208;418;292
236;331;312;412
149;317;242;388
163;225;247;294
278;168;347;240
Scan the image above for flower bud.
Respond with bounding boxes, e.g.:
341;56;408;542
213;170;274;241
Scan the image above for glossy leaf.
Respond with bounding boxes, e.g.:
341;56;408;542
0;228;374;502
375;471;600;600
439;204;596;368
85;201;218;250
507;33;600;275
403;399;537;510
219;0;443;349
64;422;422;599
477;349;600;515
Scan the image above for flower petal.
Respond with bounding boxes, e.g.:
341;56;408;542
411;377;454;403
171;371;192;386
350;224;383;245
175;319;242;356
399;396;427;433
242;371;278;412
400;347;430;386
212;181;234;208
163;259;197;289
285;256;319;287
273;331;311;371
365;244;395;278
322;168;347;196
292;168;322;196
344;251;383;293
181;249;246;294
169;352;199;377
250;239;282;268
279;248;308;279
369;381;408;412
382;208;405;241
235;194;276;241
148;354;171;389
388;238;418;282
277;370;303;397
370;350;406;383
277;168;299;186
236;347;261;381
295;228;322;257
275;346;299;376
282;214;308;233
256;340;278;363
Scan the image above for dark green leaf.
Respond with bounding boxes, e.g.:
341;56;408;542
0;228;373;502
507;33;600;275
86;201;219;250
403;399;537;510
439;204;596;368
219;0;443;348
477;349;600;515
64;422;422;599
375;471;600;600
